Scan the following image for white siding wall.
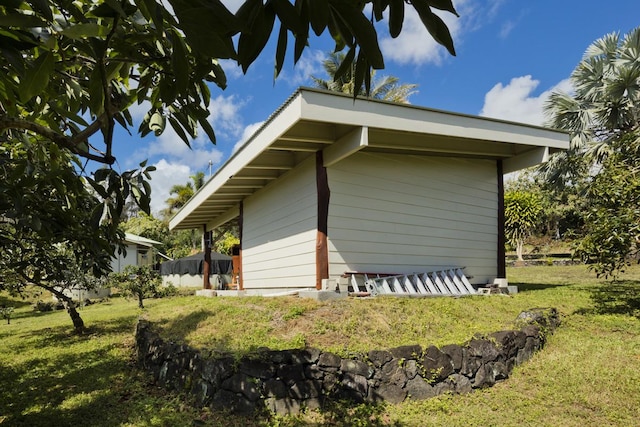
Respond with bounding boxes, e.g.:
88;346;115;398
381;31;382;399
242;157;318;289
110;243;138;273
327;153;498;284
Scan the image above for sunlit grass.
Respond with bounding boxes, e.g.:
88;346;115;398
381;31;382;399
1;264;639;426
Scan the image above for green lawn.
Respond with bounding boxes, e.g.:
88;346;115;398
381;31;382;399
1;265;639;426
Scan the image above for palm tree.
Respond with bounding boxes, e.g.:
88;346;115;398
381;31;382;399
543;26;640;179
311;52;418;104
163;171;207;216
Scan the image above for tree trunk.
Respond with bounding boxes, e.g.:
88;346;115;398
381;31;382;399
516;239;525;262
66;300;85;332
137;292;144;309
46;285;85;333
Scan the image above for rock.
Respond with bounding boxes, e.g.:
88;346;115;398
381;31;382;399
422;345;454;383
448;373;472;394
212;389;257;414
370;382;407;404
340;359;375;379
368;349;393;368
341;372;368;397
404;376;437;400
466;338;501;363
290;347;321;364
403;359;418;380
380;358;408;387
441;344;464;371
277;364;305;385
264;379;288;398
290;379;321;399
388;344;422;361
318;352;342;369
473;363;496;389
265;397;300;416
221;373;260;401
238;357;277;379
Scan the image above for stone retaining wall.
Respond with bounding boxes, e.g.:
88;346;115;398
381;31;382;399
135;308;559;415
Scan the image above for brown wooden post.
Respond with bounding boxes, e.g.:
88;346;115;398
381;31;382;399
238;201;244;290
203;225;211;289
497;160;506;278
316;151;330;290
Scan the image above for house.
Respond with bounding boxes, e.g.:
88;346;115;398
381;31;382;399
111;232;162;273
169;88;569;295
58;232;162;301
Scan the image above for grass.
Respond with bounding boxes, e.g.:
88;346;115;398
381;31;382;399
1;265;639;426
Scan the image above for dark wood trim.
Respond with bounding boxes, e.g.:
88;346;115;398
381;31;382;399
238;201;244;291
203;226;211;289
497;159;506;278
316;151;330;290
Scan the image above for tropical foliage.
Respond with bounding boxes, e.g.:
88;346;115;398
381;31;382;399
543;26;640;183
504;189;543;261
311;51;418;103
110;265;161;309
542;26;640;276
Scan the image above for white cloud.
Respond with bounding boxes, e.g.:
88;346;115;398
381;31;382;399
479;75;573;126
277;49;326;87
379;2;466;66
147;159;192;215
207;94;248;139
233;121;265;153
499;20;516;39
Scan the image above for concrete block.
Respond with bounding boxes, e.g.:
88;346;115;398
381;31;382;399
298;290;347;301
195;289;217;298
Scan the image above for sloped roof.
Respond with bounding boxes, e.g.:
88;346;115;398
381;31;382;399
124;232;161;247
170;87;569;231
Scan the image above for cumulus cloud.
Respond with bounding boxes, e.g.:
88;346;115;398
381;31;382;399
277;49;326;87
233;121;265;153
379;2;466;66
146;159;192;215
479;75;573;126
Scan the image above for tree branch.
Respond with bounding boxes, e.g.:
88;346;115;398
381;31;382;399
0;116;116;165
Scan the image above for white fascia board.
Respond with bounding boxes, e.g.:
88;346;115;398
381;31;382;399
323;126;368;167
503;147;550;174
169;93;304;230
299;90;569;151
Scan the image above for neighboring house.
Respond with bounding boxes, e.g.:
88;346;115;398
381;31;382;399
169;88;569;294
111;232;162;273
59;233;162;301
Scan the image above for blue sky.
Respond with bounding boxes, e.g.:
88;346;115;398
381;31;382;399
111;0;640;214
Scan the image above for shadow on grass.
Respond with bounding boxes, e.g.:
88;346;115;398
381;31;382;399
587;280;640;318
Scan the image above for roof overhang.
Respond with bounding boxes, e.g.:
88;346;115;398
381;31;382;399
170;88;570;231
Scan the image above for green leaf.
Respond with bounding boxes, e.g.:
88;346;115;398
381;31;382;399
426;0;459;17
388;0;404;39
274;23;288;80
168;116;191;146
19;51;54;102
334;45;356;83
411;0;456;56
306;0;329;36
61;23;112;40
0;13;46;28
353;49;367;99
237;2;276;73
27;0;54;21
171;30;190;94
329;0;384;69
198;114;216;144
270;0;304;35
